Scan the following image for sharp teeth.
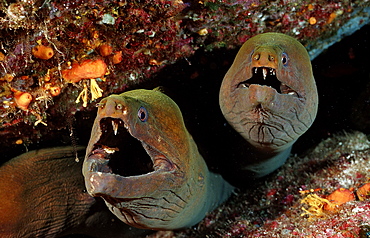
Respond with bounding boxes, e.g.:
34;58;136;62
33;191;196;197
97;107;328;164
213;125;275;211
104;147;116;154
255;68;258;74
112;120;118;135
262;68;267;79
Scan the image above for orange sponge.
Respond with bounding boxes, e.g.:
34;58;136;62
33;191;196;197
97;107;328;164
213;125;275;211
62;59;107;83
32;45;54;60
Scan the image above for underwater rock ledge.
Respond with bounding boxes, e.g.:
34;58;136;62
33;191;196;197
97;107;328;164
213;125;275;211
0;0;369;154
152;131;370;237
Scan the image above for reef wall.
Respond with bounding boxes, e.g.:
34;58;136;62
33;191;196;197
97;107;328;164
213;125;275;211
0;0;369;158
152;131;370;237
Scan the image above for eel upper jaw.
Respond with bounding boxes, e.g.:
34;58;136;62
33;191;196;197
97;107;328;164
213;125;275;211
237;66;299;97
85;116;174;186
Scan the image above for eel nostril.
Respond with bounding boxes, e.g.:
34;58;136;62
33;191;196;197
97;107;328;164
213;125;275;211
253;53;260;61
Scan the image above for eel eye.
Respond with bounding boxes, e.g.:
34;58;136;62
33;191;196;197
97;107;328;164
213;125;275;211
138;106;148;122
282;53;288;65
116;103;123;110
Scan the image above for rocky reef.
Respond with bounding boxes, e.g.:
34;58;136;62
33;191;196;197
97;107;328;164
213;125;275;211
1;1;370;237
152;131;370;237
0;0;369;161
146;23;370;237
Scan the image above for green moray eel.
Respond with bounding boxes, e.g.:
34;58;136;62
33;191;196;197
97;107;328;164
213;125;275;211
0;146;149;238
82;89;234;230
220;32;318;177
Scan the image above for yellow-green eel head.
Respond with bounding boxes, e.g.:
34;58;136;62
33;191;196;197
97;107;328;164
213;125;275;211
83;89;233;230
220;32;318;177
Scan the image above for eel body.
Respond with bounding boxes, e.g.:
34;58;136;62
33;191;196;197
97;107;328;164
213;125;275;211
83;89;234;230
0;146;148;238
220;32;318;177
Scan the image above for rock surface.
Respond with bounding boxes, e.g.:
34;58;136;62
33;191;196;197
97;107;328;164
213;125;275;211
0;1;369;159
160;131;370;237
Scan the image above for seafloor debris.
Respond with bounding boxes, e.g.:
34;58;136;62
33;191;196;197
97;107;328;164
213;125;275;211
161;131;370;237
0;1;369;152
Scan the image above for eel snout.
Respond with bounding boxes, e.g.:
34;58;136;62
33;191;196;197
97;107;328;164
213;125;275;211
237;66;299;97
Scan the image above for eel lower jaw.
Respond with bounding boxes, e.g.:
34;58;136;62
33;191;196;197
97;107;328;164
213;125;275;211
237;67;299;97
84;146;175;199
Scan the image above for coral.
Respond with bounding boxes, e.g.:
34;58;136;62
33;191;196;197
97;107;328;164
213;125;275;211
75;82;89;108
301;193;332;219
74;78;104;107
89;78;103;103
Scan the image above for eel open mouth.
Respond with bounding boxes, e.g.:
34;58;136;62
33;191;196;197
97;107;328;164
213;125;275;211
87;117;169;178
237;67;298;97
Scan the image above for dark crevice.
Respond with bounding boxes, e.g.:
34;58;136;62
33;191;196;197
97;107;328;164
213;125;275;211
238;67;281;92
94;117;154;177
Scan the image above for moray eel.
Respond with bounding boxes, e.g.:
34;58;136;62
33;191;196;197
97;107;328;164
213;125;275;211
83;89;233;230
219;32;318;177
0;146;148;238
83;89;234;230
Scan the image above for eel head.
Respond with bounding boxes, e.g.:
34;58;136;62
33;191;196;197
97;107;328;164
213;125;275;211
83;89;192;230
220;33;318;152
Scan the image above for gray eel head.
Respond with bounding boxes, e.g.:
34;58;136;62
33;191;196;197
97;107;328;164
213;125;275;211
220;32;318;152
83;89;200;230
